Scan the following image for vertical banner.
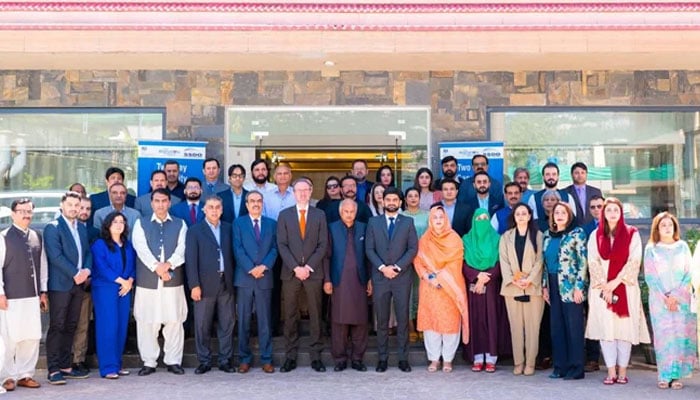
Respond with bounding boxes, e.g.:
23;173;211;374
438;141;505;181
137;140;207;196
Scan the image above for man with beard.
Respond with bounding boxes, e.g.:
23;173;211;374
164;160;186;201
264;163;296;221
491;182;522;235
513;167;535;205
440;178;472;237
244;159;276;193
325;176;372;224
351;160;373;204
433;156;463;190
527;162;577;221
170;177;205;228
463;171;503;217
0;198;48;391
202;158;229;198
93;183;141;235
564;162;602;227
134;170;180;218
365;187;418;373
457;154;504;209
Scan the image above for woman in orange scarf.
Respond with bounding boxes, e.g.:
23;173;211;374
415;205;469;373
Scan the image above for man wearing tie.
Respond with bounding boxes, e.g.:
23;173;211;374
365;187;418;373
170;177;205;228
233;190;277;374
185;196;236;375
276;178;328;373
44;191;92;384
202;158;229;197
131;189;188;376
565;162;603;227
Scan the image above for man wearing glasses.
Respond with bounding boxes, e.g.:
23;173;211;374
219;164;249;223
457;154;504;209
0;199;47;391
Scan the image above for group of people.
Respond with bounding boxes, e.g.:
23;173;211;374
0;154;697;392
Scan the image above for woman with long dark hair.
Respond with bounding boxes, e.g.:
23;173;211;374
413;168;441;211
90;211;136;379
316;176;342;212
376;165;395;188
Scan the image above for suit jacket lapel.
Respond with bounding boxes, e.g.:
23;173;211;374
58;217;78;256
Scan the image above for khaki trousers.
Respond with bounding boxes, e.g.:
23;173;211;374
504;295;545;368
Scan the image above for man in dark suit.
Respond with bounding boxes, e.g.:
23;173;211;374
89;167;136;226
276;178;328;373
325;176;372;224
170;177;205;228
219;163;249;223
351;159;373;204
233;190;278;374
433;155;464;191
565;162;603;227
325;199;371;373
456;154;504;208
365;187;418;373
440;178;472;237
185;195;236;375
44;191;92;384
463;171;503;217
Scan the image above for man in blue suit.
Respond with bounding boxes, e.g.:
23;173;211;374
325;199;371;373
463;171;503;218
44;191;92;384
88;167;136;227
185;195;236;375
170;177;205;228
233;190;277;374
456;154;504;208
219;163;249;223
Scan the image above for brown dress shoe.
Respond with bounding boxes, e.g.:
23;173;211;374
2;379;15;391
262;364;275;373
584;361;600;372
17;377;41;388
238;363;250;374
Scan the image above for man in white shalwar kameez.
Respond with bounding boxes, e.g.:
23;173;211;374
0;198;47;392
131;189;188;376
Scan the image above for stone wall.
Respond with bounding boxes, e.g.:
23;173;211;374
2;69;699;168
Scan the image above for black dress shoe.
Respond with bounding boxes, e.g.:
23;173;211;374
194;364;211;375
218;363;236;373
333;361;347;372
351;361;367;372
137;366;156;376
166;364;185;375
280;359;297;373
398;361;412;372
375;361;388;373
72;362;90;374
311;360;326;372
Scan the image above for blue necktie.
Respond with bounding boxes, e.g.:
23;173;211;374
388;217;395;239
208;183;214;193
253;219;261;243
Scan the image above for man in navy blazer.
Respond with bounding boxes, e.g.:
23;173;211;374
233;190;278;374
170;177;205;228
43;191;92;384
365;187;418;373
185;195;236;375
440;178;473;237
463;171;503;218
564;162;604;227
219;163;249;223
89;167;136;227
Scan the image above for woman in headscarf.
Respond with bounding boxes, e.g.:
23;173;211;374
586;197;650;385
462;208;509;373
414;205;469;372
543;202;587;381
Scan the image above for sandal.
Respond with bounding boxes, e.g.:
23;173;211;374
118;369;130;376
442;362;453;373
671;380;683;390
616;376;629;384
104;373;119;380
485;363;496;373
427;362;440;373
472;363;483;372
657;381;669;389
603;376;616;385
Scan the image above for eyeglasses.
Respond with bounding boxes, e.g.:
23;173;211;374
473;162;487;167
326;183;339;189
589;204;603;209
13;209;33;215
229;173;245;179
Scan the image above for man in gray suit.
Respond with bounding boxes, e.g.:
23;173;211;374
365;187;418;373
134;170;180;218
276;178;328;373
93;183;140;234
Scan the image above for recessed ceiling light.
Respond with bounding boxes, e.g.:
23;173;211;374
324;60;335;67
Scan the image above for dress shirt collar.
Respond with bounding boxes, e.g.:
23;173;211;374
150;213;173;223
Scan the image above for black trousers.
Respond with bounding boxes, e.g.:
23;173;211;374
47;285;85;373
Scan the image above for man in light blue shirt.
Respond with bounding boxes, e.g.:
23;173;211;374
264;163;296;221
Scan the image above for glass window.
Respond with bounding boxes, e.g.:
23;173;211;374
489;108;700;222
0;108;164;216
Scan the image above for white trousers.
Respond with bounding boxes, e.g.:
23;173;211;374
137;321;184;367
474;353;498;364
423;330;460;362
599;339;632;368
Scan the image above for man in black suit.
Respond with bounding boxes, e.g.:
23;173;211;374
365;187;418;373
463;171;503;217
456;154;504;208
219;163;249;223
565;162;603;227
324;176;372;224
351;159;373;204
433;155;464;191
276;178;328;373
440;178;472;237
185;195;236;375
